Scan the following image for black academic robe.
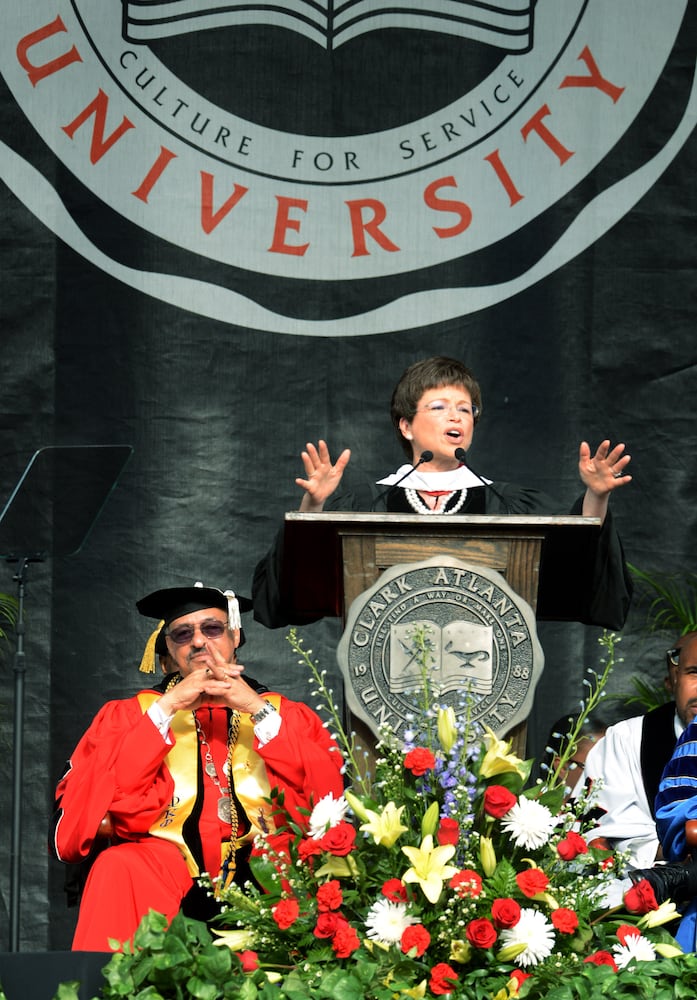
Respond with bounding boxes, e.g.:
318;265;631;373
252;479;632;631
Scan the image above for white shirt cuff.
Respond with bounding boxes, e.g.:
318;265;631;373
147;700;175;742
255;710;282;746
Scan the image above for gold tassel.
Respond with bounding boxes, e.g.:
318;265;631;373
138;621;164;674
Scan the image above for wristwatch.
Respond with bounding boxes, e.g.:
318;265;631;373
250;701;277;725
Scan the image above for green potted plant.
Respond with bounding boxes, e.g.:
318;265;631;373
621;565;697;712
629;564;697;637
0;590;18;646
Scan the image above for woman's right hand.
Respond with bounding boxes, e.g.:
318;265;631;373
297;439;351;512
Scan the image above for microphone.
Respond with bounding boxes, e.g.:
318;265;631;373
371;451;433;510
454;448;509;512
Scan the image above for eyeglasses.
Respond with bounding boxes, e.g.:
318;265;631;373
417;401;479;419
166;619;229;645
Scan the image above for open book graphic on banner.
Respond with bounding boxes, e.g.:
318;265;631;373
389;620;493;696
121;1;538;53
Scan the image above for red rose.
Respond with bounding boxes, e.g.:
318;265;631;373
483;785;518;819
616;924;642;946
551;907;579;934
382;878;408;903
557;831;588;860
623;879;659;915
584;950;618;971
465;917;498;949
316;880;343;912
404;747;437;776
491;897;521;929
429;963;459;996
298;837;324;860
237;950;259;973
272;897;300;930
437;817;460;845
401;924;431;957
317;821;356;856
516;868;550;898
449;869;483;898
314;912;343;938
332;923;361;958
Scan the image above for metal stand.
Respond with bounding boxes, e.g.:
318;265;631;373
7;554;45;952
0;444;133;951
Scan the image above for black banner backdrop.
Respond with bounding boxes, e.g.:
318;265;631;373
0;1;695;949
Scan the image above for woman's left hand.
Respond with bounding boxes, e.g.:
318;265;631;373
579;439;632;497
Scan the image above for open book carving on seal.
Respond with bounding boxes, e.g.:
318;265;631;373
121;1;538;53
389;620;494;696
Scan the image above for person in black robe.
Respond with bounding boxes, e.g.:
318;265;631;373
253;356;633;630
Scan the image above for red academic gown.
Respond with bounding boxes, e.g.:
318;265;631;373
51;690;344;951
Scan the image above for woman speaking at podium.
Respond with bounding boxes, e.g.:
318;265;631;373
252;356;632;630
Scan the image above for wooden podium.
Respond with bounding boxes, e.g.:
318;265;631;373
280;512;604;756
281;511;603;623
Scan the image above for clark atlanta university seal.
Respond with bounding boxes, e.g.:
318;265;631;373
1;1;694;333
337;556;543;743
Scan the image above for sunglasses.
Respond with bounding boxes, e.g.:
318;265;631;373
166;620;229;645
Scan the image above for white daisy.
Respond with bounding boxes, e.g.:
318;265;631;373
499;908;555;967
308;792;349;838
365;898;416;945
613;932;656;969
500;796;558;850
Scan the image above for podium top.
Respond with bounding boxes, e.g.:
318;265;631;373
278;510;629;628
284;511;600;528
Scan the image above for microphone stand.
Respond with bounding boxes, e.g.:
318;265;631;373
454;448;509;513
371;451;433;510
7;552;45;952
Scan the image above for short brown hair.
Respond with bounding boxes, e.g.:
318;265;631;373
390;356;482;459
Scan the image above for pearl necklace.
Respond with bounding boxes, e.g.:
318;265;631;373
404;488;468;515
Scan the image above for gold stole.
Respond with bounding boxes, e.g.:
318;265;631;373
136;692;281;878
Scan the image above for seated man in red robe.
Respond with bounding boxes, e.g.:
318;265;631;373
50;583;344;952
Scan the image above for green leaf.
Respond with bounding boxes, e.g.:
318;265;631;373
199;946;234;977
185;975;224;1000
312;967;370;1000
249;855;283;895
0;591;18;642
153;935;197;968
629;564;697;634
531;783;566;814
54;983;81;1000
133;909;171;946
485;855;518;897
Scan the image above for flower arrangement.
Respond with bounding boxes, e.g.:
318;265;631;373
75;629;697;1000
